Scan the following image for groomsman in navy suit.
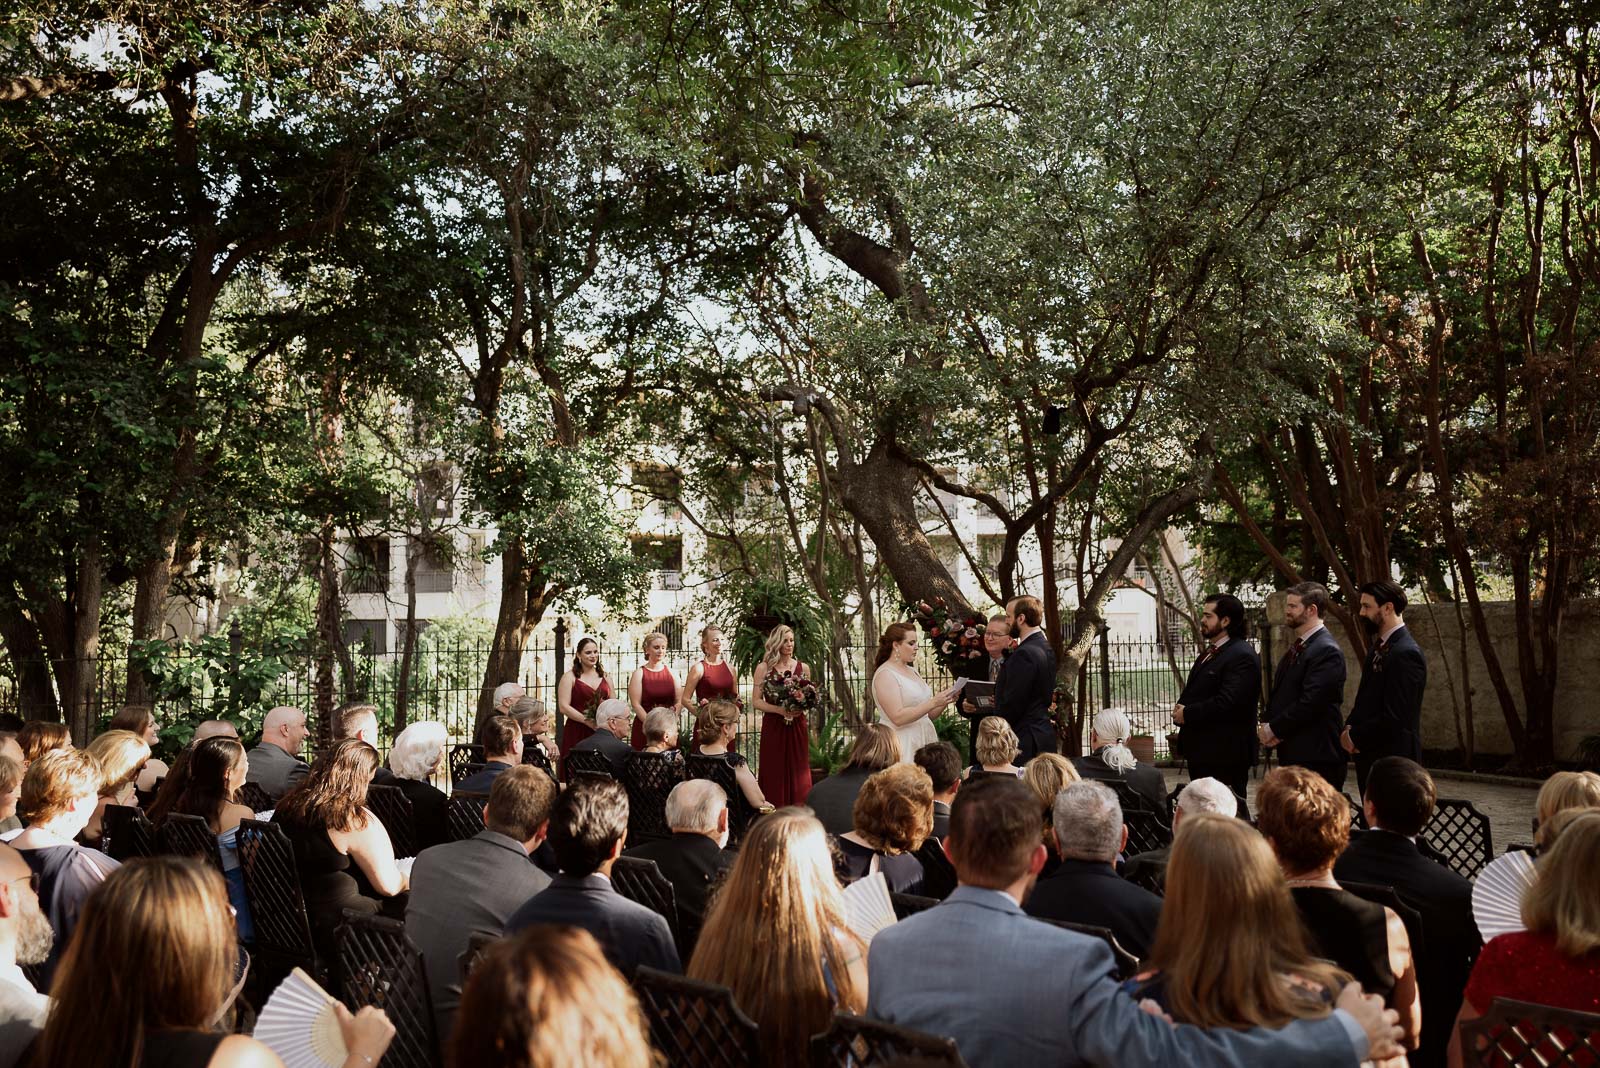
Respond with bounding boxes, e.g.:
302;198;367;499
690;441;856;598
1259;582;1349;791
1343;579;1428;797
993;595;1057;761
1173;593;1261;811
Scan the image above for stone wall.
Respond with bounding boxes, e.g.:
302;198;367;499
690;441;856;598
1263;593;1600;761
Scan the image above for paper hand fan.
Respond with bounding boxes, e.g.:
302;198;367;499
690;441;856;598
253;967;348;1068
842;871;897;945
1473;849;1537;941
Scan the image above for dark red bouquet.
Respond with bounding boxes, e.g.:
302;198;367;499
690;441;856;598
761;670;820;721
904;596;988;673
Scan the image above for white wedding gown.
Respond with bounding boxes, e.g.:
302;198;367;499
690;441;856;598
875;665;939;762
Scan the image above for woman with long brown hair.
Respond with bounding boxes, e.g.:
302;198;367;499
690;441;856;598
34;855;394;1068
151;737;256;940
1125;813;1348;1028
871;622;961;763
689;808;866;1068
556;636;611;755
275;739;406;962
750;625;813;807
16;721;71;770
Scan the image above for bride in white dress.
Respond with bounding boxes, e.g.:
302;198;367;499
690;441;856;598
872;622;963;762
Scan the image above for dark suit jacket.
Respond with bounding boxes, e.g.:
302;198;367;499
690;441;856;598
1266;627;1347;768
1072;752;1168;816
245;742;310;801
930;800;951;842
507;872;681;975
395;776;450;852
455;760;515;795
1346;626;1427;763
805;768;872;836
1176;639;1261;769
1333;828;1480;1068
1022;858;1163;959
573;731;633;773
622;832;733;933
993;631;1056;757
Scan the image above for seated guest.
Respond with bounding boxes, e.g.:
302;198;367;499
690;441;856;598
1021;752;1080;878
1335;757;1481;1068
867;776;1403;1068
1448;809;1600;1068
387;720;451;851
15;722;70;773
693;699;770;814
506;777;679;975
623;779;734;951
967;716;1023;780
108;705;170;803
453;926;653;1068
245;705;311;800
837;764;934;894
640;706;683;758
150;737;256;941
333;703;393;783
456;715;524;794
1532;769;1600;851
805;723;899;835
275;739;408;963
0;757;20;836
572;699;635;773
408;765;556;1044
193;719;239;743
0;841;54;1067
690;809;867;1068
511;695;559;770
1072;708;1167;814
1023;780;1163;958
1258;766;1420;1055
1126;813;1347;1026
1123;776;1237;891
11;749;118;989
34;855;396;1068
81;729;150;845
914;741;962;841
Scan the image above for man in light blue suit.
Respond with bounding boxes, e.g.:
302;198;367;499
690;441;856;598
867;777;1402;1068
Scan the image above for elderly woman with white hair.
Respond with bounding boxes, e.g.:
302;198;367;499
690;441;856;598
388;720;450;850
1071;708;1168;815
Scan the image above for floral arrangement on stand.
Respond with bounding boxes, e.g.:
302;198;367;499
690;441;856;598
761;669;820;724
904;596;989;674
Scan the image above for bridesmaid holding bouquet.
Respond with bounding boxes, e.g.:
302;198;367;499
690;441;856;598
557;637;611;756
751;625;814;807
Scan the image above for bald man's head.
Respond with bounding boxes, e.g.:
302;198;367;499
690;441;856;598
261;706;308;755
194;720;239;743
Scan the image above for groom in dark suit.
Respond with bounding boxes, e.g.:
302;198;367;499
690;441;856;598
993;595;1057;761
1259;582;1349;790
1173;593;1261;810
1343;579;1428;797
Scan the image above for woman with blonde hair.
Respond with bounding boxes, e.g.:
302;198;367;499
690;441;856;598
1448;810;1600;1065
751;624;813;807
680;624;739;710
1533;770;1600;850
628;630;679;750
453;925;653;1068
692;699;769;813
969;716;1023;779
82;729;151;844
1126;813;1349;1028
690;809;867;1068
34;855;394;1068
871;622;961;762
1022;753;1080;877
838;764;935;893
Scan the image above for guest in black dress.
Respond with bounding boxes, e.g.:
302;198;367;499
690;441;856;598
387;720;451;851
31;854;397;1068
274;740;409;965
836;764;934;894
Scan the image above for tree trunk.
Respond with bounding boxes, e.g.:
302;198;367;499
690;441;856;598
0;595;59;720
64;542;103;744
837;443;969;611
394;535;420;730
313;518;339;749
476;539;553;727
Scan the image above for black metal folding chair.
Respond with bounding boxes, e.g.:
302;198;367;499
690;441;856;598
336;913;440;1068
156;812;225;874
633;966;762;1068
810;1012;968;1067
366;783;418;859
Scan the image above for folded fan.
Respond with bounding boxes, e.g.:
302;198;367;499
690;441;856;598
842;871;897;944
1472;849;1537;941
253;967;348;1068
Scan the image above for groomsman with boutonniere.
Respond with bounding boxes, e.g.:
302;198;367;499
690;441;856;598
1343;580;1427;798
1173;593;1261;814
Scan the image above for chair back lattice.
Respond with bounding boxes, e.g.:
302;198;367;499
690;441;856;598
1346;793;1370;831
1422;797;1494;880
102;804;157;862
633;966;762;1068
1034;917;1141;978
523;743;558;783
235;819;320;981
336;913;440;1068
1458;997;1600;1067
564;748;616;782
684;755;758;845
810;1012;968;1068
1123;862;1166;898
622;752;683;845
612;857;684;955
156;813;225;874
448;744;485;788
236;781;274;816
446;792;489;842
890;892;940;921
1122;807;1172;855
1105;779;1156;814
366;784;418;859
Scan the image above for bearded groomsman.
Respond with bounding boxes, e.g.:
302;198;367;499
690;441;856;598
1173;593;1261;812
1343;579;1428;797
1259;582;1349;791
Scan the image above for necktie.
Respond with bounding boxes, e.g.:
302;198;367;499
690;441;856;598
1196;645;1218;667
1371;636;1388;669
989;658;1001;683
1288;637;1306;662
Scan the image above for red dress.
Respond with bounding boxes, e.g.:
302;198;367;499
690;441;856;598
695;660;737;703
633;664;678;749
563;675;611;756
1465;930;1600;1014
758;661;813;808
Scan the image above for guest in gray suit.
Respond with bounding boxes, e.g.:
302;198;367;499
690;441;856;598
245;706;310;801
866;776;1403;1068
506;777;680;975
406;765;556;1043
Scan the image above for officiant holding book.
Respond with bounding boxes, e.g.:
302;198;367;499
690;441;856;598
958;614;1013;764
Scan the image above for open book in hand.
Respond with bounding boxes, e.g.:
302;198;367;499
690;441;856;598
253;967;348;1068
842;870;897;945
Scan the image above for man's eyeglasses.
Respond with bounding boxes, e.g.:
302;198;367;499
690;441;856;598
5;872;37;896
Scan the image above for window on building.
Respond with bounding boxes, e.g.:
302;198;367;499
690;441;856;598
632;535;684;589
342;619;388;656
632;464;683;516
657;615;686;650
415;536;454;594
341;538;390;594
415;465;454;519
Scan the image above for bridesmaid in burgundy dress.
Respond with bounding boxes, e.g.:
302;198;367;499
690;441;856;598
751;625;813;807
557;637;611;759
628;631;679;749
680;625;739;708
